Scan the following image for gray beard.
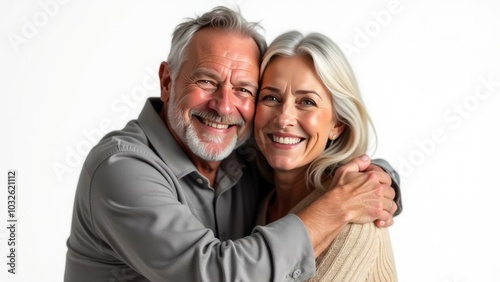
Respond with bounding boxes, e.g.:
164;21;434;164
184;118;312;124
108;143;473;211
167;98;243;162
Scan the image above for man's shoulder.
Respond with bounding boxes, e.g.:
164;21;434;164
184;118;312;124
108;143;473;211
84;120;158;175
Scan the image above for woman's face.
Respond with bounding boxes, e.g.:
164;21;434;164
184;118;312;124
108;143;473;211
254;55;341;172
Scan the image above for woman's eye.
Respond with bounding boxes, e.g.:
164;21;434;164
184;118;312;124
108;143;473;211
300;99;317;106
261;95;279;102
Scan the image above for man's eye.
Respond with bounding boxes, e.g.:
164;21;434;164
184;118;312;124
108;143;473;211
236;87;253;96
196;80;217;89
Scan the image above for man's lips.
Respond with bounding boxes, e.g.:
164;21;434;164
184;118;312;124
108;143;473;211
200;117;230;129
191;109;243;130
195;116;234;129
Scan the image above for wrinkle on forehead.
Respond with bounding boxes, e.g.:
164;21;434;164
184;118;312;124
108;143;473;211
183;29;260;86
193;56;257;72
190;28;260;66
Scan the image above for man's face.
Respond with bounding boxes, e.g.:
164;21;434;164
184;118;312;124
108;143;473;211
161;28;260;162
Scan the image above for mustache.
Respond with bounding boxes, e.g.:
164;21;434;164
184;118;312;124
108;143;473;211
190;109;245;127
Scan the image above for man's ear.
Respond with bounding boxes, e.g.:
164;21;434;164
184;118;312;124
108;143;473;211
159;61;172;103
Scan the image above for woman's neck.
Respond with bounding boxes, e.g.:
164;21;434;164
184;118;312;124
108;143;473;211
267;167;313;223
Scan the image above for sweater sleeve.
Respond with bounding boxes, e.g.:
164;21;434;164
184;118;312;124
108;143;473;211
310;223;397;282
287;189;397;282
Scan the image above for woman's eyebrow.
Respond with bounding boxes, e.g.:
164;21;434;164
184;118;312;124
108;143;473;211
260;85;280;92
295;90;323;100
261;86;323;100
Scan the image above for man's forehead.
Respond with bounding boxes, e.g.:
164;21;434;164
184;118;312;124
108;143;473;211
193;55;258;72
188;28;260;66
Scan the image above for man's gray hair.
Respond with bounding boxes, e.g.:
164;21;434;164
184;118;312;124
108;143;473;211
167;6;267;78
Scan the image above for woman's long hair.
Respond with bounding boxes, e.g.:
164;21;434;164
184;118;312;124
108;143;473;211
258;31;375;190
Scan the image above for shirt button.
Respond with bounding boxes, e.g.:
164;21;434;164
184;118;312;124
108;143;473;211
196;178;203;184
292;269;302;279
292;269;301;278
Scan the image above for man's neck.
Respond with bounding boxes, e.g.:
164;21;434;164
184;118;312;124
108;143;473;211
192;160;220;187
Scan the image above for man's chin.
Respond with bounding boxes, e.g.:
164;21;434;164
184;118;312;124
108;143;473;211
188;139;236;162
194;148;233;162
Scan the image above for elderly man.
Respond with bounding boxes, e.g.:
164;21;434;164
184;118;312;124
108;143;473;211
64;6;401;281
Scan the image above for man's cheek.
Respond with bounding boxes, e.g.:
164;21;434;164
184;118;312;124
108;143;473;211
239;100;256;121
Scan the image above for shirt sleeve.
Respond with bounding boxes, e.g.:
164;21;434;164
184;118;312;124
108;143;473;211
89;150;316;281
371;158;403;216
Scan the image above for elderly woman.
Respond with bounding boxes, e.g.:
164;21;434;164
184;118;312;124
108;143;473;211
254;31;397;281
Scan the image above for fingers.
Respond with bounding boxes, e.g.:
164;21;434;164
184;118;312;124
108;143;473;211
385;199;397;214
374;220;385;227
336;154;371;175
331;155;372;188
386;199;393;212
389;200;398;215
327;155;397;226
375;217;394;227
334;156;392;188
375;199;398;228
382;182;396;201
365;164;392;185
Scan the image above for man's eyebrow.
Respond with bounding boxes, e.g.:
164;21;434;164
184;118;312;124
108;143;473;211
193;69;258;90
192;68;220;79
236;80;259;90
193;68;256;82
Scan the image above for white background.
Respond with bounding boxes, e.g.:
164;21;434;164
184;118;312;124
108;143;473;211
1;0;499;281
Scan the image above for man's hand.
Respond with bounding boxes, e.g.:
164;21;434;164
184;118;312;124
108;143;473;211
364;163;398;227
327;154;396;225
297;154;396;257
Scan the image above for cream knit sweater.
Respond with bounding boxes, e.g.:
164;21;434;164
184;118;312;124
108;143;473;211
257;189;397;282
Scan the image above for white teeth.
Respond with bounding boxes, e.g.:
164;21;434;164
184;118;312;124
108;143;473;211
203;119;229;129
273;135;301;145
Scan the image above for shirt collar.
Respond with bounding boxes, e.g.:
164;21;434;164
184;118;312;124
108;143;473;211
137;98;196;178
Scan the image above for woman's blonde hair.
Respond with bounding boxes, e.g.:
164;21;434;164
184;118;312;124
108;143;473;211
259;31;375;190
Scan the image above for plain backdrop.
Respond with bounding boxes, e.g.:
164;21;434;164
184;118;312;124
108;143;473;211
1;0;499;281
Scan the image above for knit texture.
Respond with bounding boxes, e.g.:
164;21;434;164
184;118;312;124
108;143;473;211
257;189;397;281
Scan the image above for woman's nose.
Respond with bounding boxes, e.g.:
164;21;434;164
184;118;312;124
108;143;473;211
275;103;296;129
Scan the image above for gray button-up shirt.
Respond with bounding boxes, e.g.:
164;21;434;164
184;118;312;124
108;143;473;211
64;98;315;281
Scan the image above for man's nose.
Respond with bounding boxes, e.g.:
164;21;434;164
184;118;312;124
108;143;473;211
209;86;234;116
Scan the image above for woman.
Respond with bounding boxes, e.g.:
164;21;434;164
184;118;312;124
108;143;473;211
254;31;397;281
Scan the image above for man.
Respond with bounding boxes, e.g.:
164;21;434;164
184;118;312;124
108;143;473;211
64;6;401;281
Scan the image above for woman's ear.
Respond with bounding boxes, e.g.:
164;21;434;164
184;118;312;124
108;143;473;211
159;61;172;103
329;122;345;140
